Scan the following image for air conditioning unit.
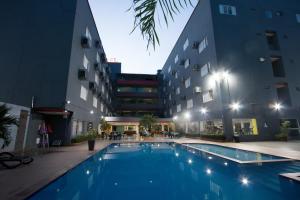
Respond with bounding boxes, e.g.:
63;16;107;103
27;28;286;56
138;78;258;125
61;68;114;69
193;64;201;71
81;36;91;48
192;41;200;49
95;40;102;48
181;96;187;101
180;60;185;65
89;81;96;90
99;71;104;77
78;69;87;80
171;70;176;76
94;63;100;71
194;86;202;93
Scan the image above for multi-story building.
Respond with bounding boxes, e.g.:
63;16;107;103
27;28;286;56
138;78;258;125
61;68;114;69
0;0;113;150
114;73;163;117
161;0;300;141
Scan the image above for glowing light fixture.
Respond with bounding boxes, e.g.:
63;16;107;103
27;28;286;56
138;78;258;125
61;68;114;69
200;107;208;114
173;115;178;121
90;110;94;114
86;170;90;175
272;102;282;111
230;102;241;111
66;100;71;104
224;162;228;166
175;153;179;157
184;112;191;120
188;159;193;164
208;156;213;160
206;168;212;175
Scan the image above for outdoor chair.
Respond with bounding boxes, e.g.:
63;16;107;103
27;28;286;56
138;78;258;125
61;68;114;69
0;152;33;169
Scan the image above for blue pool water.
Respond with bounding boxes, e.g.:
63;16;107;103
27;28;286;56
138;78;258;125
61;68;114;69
29;143;300;200
185;143;288;162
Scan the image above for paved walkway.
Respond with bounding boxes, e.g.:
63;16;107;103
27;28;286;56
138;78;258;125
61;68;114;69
0;138;299;200
177;138;300;160
0;140;110;200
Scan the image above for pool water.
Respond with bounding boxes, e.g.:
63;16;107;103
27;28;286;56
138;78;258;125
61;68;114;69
29;143;300;200
185;143;289;162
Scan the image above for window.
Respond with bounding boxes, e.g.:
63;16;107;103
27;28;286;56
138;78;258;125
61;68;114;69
169;109;173;115
175;54;179;64
169;94;172;100
176;87;180;95
296;14;300;23
96;52;100;63
232;119;258;135
187;99;193;109
185;77;191;88
198;37;208;54
80;86;88;100
184;59;190;69
85;27;92;41
95;74;99;85
102;85;105;93
177;104;182;112
168;66;171;73
276;82;291;106
168;80;172;86
93;96;97;108
265;10;273;19
219;5;237;16
183;38;189;51
175;71;178;79
271;56;285;77
203;90;213;103
101;103;104;112
265;31;280;50
201;63;211;77
83;54;89;70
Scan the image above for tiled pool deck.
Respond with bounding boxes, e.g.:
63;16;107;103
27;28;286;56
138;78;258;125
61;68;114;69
0;138;299;200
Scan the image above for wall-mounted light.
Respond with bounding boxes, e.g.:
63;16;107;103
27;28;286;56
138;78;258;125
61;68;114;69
230;102;241;111
200;107;208;114
184;112;191;120
173;115;178;121
66;100;71;104
90;110;94;114
272;102;282;111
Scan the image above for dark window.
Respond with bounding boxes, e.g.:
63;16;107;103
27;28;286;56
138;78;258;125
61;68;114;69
276;82;291;106
271;56;285;77
265;31;280;50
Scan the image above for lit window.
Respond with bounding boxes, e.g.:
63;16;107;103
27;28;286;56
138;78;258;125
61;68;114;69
168;66;172;73
95;74;99;85
265;10;273;19
184;59;190;69
187;99;193;109
168;80;172;86
219;5;237;16
203;90;213;103
185;77;191;88
183;38;189;51
175;72;178;79
83;54;89;70
176;87;181;95
177;104;182;112
93;96;97;108
80;85;88;101
175;54;179;64
296;14;300;23
201;63;211;77
198;37;208;54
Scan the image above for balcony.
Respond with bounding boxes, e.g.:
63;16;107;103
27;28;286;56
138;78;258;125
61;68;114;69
116;79;159;87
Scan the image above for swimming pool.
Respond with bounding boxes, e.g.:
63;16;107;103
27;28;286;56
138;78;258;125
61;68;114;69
184;143;291;163
29;143;300;200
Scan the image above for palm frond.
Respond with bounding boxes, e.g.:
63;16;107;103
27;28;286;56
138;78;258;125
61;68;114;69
130;0;194;49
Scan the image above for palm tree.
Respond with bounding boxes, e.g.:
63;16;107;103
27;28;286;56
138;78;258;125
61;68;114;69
139;114;157;131
0;104;18;149
130;0;194;49
100;118;111;134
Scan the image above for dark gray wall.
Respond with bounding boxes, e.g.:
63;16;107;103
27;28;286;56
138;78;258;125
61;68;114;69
0;0;77;108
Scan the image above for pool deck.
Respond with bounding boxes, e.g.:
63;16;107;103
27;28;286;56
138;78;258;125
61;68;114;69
0;138;299;200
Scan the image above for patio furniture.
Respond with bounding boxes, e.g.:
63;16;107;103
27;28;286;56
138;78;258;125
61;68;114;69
0;152;33;169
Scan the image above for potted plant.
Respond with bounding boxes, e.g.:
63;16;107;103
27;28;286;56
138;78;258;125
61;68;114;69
275;121;290;141
86;129;98;151
0;104;18;149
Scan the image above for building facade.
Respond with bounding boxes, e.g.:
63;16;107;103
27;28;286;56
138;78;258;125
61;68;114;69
114;73;164;117
161;0;300;141
0;0;113;150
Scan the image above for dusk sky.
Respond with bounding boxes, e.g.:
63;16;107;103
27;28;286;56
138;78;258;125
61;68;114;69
89;0;197;74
